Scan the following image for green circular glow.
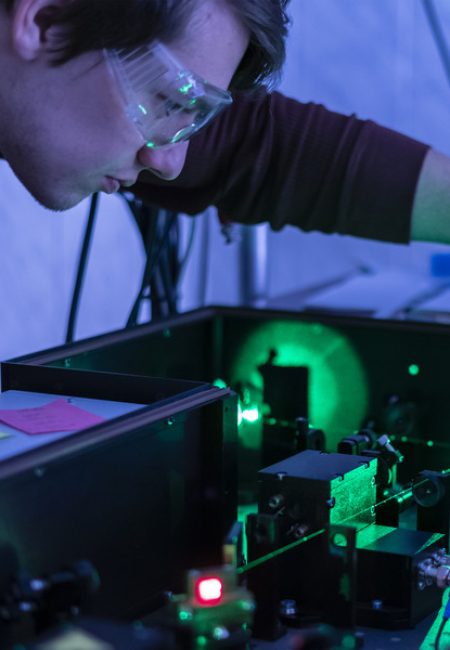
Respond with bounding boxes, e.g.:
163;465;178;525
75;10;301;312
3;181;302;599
427;440;434;447
408;364;420;376
230;320;368;450
212;377;228;389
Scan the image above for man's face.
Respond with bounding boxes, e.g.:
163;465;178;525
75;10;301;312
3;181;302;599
0;0;249;210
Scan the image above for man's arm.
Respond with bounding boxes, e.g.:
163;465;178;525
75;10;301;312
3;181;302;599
133;91;429;244
411;148;450;244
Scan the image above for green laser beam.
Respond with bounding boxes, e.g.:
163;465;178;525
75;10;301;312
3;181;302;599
238;475;444;575
237;528;326;575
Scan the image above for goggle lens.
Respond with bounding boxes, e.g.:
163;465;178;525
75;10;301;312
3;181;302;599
106;42;233;149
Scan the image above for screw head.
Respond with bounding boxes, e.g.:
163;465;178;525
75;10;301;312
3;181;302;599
268;494;284;510
280;599;298;617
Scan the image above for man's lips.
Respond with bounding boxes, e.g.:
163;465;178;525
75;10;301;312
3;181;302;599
102;176;138;193
102;177;121;194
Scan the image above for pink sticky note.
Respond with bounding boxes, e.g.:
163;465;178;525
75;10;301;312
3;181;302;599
0;398;106;435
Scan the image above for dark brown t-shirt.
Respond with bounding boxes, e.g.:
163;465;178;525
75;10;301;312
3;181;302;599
132;90;430;244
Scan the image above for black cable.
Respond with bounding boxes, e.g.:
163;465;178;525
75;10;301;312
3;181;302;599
126;213;159;327
65;191;190;337
167;211;182;312
198;213;210;306
65;193;99;343
176;218;197;286
422;0;450;88
140;212;177;298
126;211;178;327
158;246;178;315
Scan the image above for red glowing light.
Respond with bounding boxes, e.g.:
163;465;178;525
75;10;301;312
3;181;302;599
195;577;223;604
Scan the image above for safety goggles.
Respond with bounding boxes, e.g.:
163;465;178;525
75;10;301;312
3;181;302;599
105;41;233;149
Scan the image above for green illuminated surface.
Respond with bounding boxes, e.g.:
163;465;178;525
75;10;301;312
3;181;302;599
212;378;228;389
230;321;368;450
408;364;420;376
420;587;450;650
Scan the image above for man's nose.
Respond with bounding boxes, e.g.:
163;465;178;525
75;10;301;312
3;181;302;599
136;141;189;180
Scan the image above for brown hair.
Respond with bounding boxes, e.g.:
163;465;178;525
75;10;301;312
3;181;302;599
2;0;290;89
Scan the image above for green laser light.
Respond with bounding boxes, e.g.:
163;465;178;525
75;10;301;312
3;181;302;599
241;406;260;423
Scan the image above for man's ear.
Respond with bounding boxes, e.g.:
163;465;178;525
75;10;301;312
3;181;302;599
10;0;65;61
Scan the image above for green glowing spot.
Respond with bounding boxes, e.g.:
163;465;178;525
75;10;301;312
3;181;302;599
427;440;434;447
230;320;368;450
240;600;255;611
179;82;194;94
342;634;356;649
146;141;156;149
179;609;193;621
138;104;148;115
196;636;208;647
212;378;227;389
401;436;408;443
333;533;348;547
408;364;420;376
241;406;260;423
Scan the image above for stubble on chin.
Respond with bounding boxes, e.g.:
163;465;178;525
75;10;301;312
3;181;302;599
25;184;84;212
11;164;90;212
